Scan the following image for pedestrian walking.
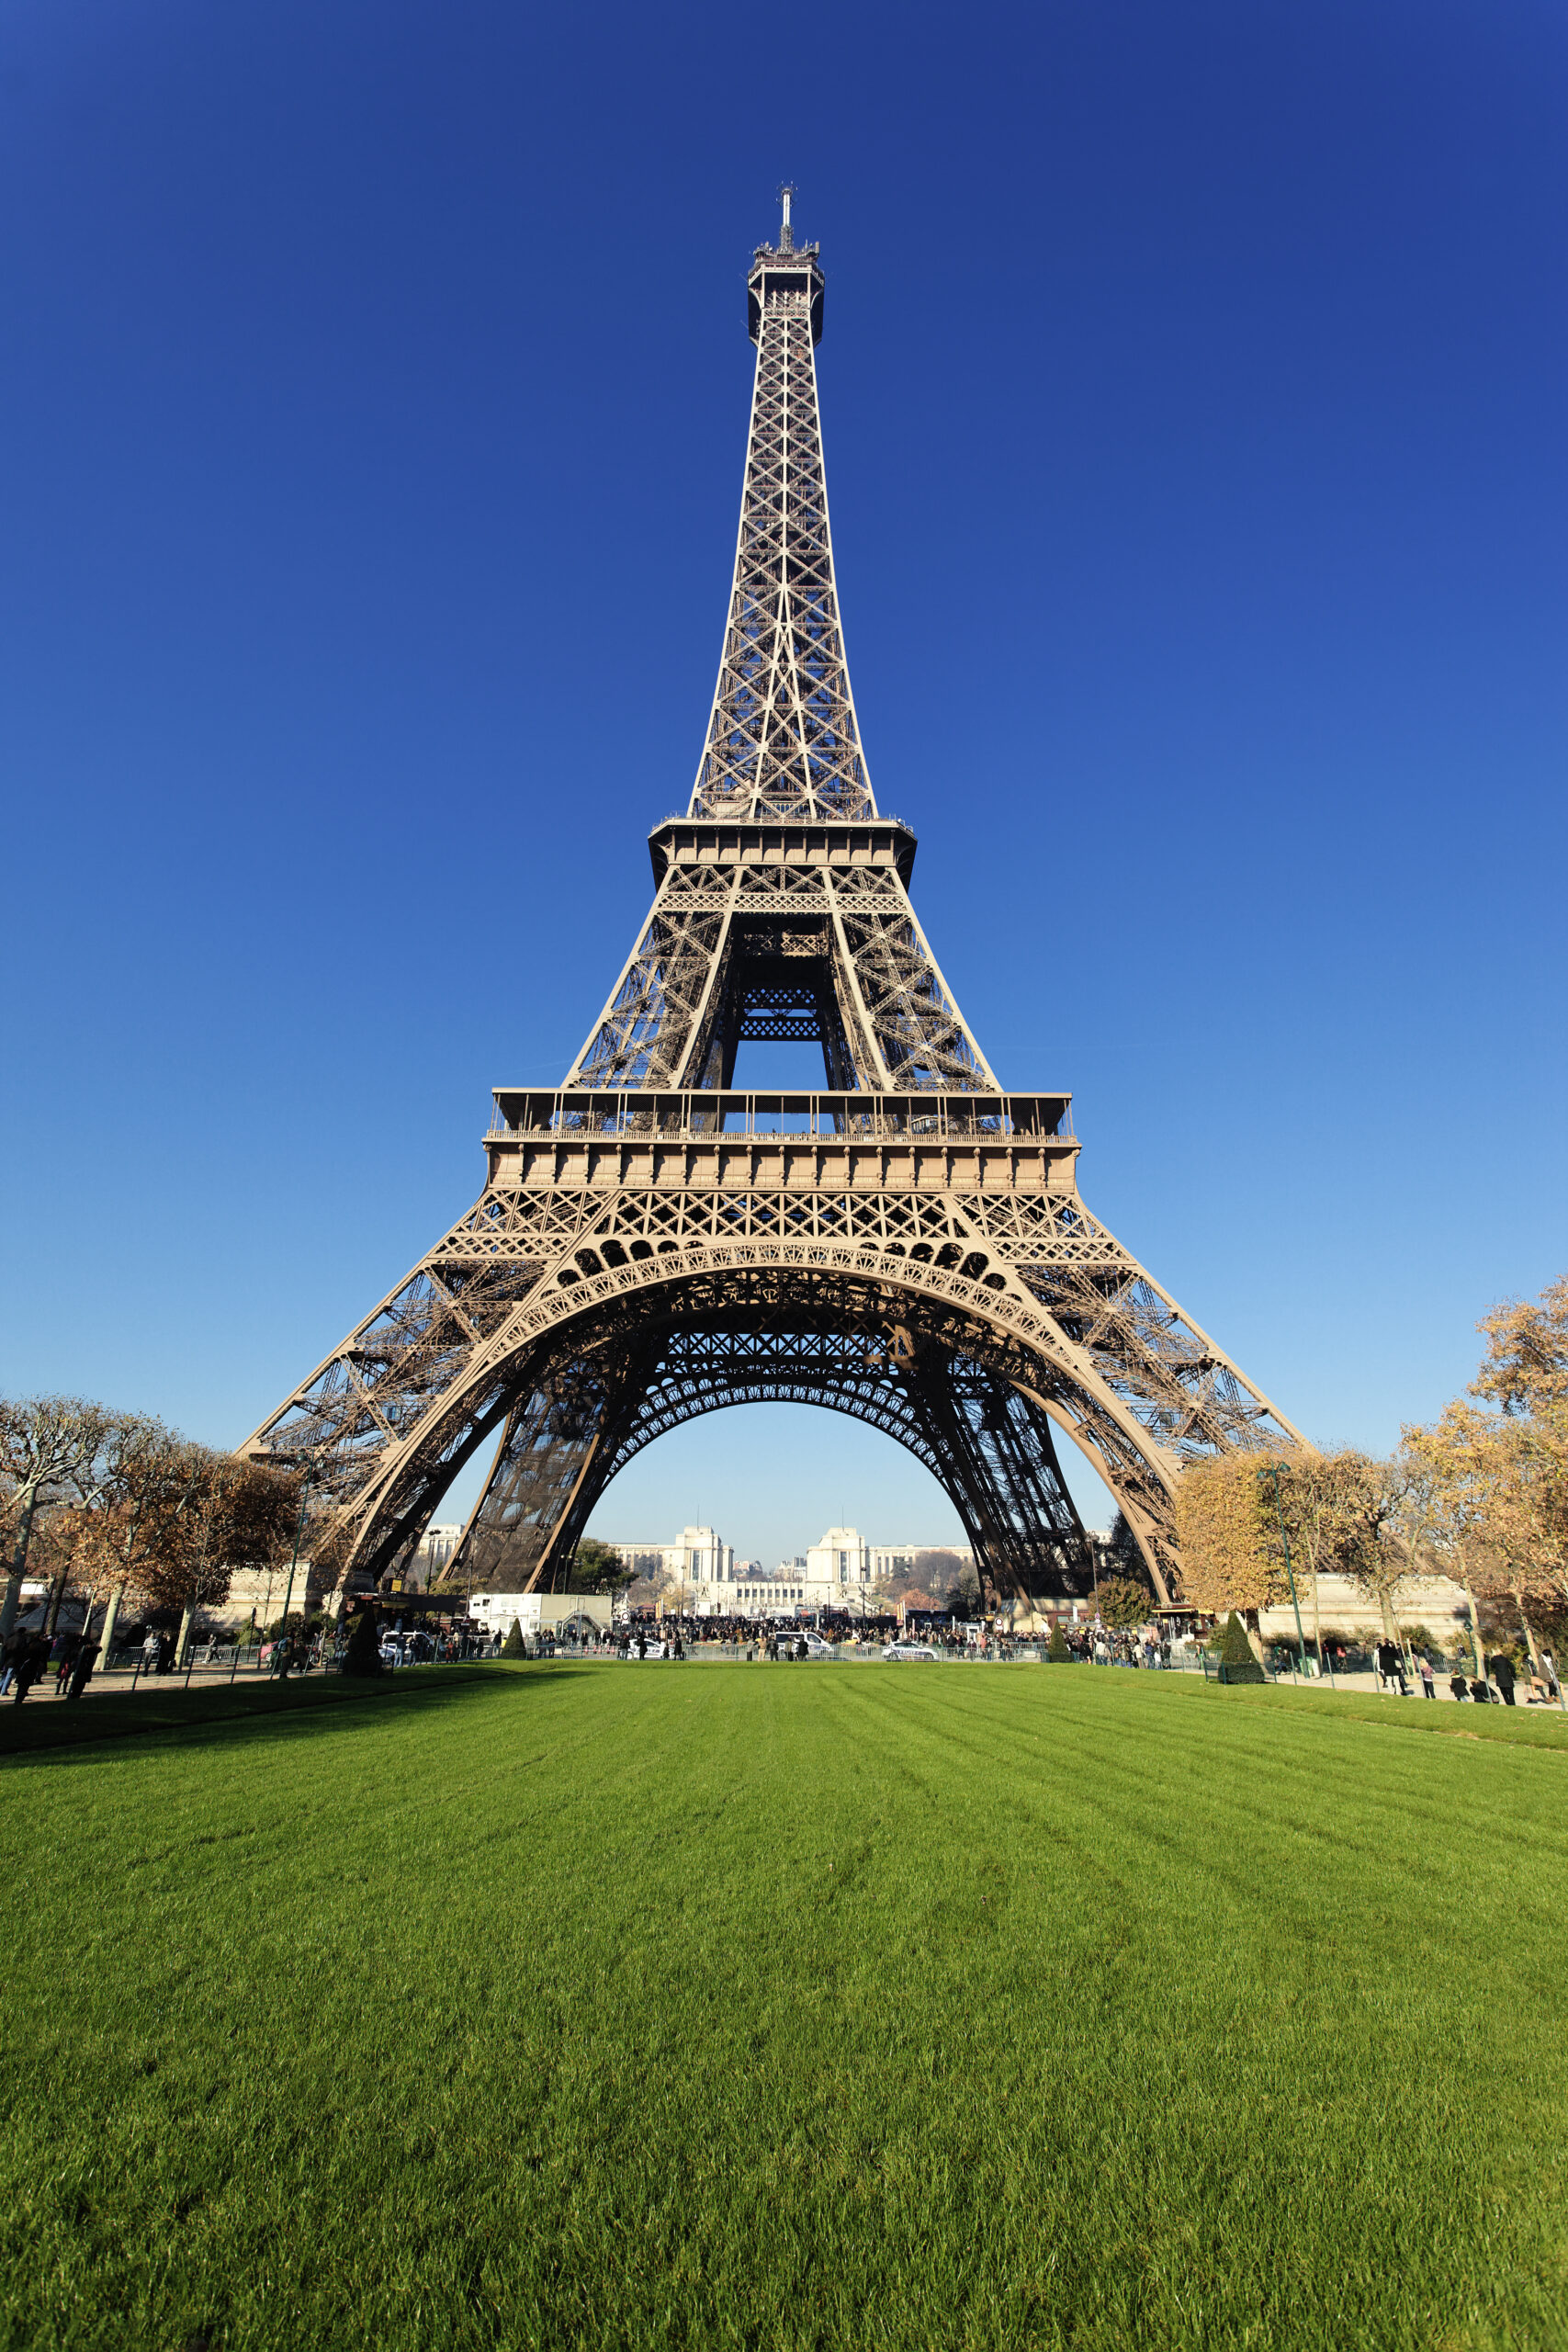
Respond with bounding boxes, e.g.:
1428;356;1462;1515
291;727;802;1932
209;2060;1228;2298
1489;1653;1517;1707
11;1632;51;1703
0;1629;22;1698
65;1636;101;1703
1449;1671;1469;1702
53;1634;82;1694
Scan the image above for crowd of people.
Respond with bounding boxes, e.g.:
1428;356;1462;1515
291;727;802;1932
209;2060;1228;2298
1364;1634;1561;1706
8;1600;1557;1705
0;1625;102;1703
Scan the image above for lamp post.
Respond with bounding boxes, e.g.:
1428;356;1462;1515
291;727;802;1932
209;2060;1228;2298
276;1471;313;1664
1260;1464;1310;1683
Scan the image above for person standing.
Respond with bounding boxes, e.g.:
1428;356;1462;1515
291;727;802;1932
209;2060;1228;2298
1418;1653;1437;1699
1489;1652;1517;1707
1449;1670;1470;1702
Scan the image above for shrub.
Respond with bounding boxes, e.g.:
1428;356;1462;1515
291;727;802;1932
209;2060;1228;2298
1219;1611;1253;1664
1216;1611;1267;1685
502;1618;525;1658
1047;1623;1070;1663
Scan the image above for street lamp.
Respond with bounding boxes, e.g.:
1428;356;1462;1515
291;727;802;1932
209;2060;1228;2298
276;1470;314;1664
1258;1464;1310;1684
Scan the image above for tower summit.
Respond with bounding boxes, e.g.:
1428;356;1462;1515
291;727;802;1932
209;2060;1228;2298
245;202;1303;1610
694;191;852;822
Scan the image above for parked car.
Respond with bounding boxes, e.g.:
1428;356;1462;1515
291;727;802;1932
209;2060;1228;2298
880;1641;937;1662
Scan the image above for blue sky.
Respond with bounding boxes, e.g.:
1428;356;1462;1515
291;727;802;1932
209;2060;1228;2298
4;0;1563;1566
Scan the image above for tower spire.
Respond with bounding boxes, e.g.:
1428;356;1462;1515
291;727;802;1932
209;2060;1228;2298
691;206;870;821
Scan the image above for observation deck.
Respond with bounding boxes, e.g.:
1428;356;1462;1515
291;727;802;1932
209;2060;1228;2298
484;1088;1080;1198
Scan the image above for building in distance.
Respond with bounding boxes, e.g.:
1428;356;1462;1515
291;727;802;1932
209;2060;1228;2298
598;1525;975;1616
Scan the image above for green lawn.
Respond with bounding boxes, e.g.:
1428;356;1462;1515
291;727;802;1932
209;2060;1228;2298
4;1665;1565;2351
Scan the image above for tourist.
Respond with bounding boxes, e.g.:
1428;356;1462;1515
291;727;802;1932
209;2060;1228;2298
1449;1670;1470;1702
53;1634;81;1694
1542;1651;1561;1702
64;1634;101;1703
0;1629;22;1698
1375;1639;1407;1697
1417;1654;1436;1699
1468;1675;1492;1705
1488;1652;1517;1707
10;1633;50;1703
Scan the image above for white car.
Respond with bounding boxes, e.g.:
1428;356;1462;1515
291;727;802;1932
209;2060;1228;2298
880;1641;937;1662
783;1630;834;1658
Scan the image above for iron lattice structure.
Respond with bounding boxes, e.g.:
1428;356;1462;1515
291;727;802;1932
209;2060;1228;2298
244;198;1302;1607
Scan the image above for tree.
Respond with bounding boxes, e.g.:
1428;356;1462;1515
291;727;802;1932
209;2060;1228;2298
914;1548;962;1592
1096;1576;1151;1633
50;1414;203;1659
1260;1447;1365;1665
501;1616;525;1657
1173;1453;1284;1618
943;1559;982;1620
1047;1621;1071;1663
563;1538;634;1596
1402;1275;1568;1668
1405;1401;1566;1668
135;1456;302;1664
1105;1512;1145;1576
0;1396;117;1642
1470;1275;1568;1417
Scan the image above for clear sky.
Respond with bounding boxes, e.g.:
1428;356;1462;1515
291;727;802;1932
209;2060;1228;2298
4;0;1564;1568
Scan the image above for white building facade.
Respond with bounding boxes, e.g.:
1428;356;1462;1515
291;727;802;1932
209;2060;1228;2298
604;1527;737;1611
598;1525;976;1617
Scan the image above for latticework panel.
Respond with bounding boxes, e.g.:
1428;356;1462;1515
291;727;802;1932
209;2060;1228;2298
251;1259;541;1509
453;1317;1089;1602
569;857;996;1097
827;868;995;1090
689;286;873;821
568;881;733;1091
242;1161;1301;1606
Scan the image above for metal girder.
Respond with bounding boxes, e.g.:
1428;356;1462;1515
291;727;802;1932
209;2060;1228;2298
451;1316;1090;1604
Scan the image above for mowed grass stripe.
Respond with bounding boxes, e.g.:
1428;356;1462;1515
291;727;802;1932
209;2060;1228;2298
3;1664;1564;2352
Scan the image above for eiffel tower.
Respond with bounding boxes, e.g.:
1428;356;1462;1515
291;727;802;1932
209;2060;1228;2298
244;193;1302;1609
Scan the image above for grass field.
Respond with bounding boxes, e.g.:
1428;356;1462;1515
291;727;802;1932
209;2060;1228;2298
4;1664;1566;2351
